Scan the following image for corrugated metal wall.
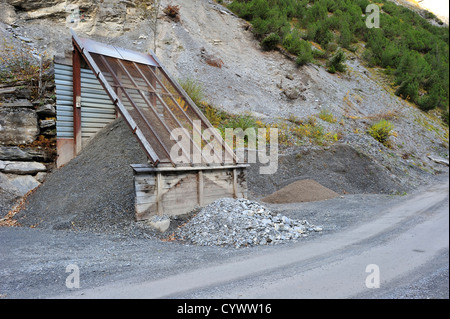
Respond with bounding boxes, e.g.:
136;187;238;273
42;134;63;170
55;63;116;145
55;64;74;139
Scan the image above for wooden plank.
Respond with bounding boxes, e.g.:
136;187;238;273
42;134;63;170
160;174;199;216
133;164;248;220
131;164;250;174
156;172;163;215
135;175;156;187
232;168;237;199
135;183;156;193
198;170;204;206
136;194;156;205
136;202;158;220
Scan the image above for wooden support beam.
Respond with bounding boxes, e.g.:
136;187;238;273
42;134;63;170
232;168;238;199
198;170;204;206
156;172;163;215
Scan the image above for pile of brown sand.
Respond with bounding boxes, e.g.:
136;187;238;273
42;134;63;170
262;179;339;204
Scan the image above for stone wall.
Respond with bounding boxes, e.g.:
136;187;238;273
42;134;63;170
0;73;57;203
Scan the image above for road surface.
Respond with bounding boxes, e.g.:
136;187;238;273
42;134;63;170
57;180;449;299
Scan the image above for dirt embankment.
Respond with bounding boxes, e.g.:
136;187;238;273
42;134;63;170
262;179;339;204
247;139;436;200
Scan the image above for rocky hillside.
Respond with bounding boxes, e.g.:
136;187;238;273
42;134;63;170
0;0;448;217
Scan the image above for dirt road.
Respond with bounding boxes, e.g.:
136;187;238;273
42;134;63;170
50;180;448;299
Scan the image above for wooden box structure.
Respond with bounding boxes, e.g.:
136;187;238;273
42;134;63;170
55;31;248;220
132;164;248;220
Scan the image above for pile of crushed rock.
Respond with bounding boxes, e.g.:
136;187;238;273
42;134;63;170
174;198;323;248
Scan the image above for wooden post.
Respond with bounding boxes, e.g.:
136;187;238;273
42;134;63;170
72;47;82;154
156;172;163;215
232;168;238;199
150;66;157;108
198;170;204;206
115;68;122;119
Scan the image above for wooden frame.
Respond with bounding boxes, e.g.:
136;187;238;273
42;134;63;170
132;164;249;220
66;31;249;221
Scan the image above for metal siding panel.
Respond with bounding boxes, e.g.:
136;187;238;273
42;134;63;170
80;66;115;140
55;64;73;71
55;63;116;141
81;106;116;114
55;79;74;87
55;63;74;138
81;116;115;124
57;115;74;122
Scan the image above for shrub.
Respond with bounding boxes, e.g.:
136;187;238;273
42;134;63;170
327;50;347;73
282;32;303;56
295;40;313;66
178;77;205;106
0;39;51;84
318;109;337;123
228;0;449;115
261;33;280;51
368;119;395;147
442;109;449;126
226;113;258;131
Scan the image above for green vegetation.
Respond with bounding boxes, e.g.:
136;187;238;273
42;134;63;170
227;0;449;121
327;50;347;74
180;76;342;147
0;38;52;101
261;33;281;51
178;77;206;107
368;119;395;147
318;109;337;123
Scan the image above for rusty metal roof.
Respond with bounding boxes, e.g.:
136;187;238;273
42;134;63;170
71;30;236;167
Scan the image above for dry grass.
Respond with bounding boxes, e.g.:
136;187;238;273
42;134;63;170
365;110;401;122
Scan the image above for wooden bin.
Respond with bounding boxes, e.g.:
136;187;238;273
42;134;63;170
131;164;249;220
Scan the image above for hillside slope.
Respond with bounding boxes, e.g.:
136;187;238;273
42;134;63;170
1;0;448;197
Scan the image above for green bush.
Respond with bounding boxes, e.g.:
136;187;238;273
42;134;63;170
261;33;280;51
318;109;337;123
327;50;347;73
178;77;205;106
228;0;449;118
295;41;313;66
226;113;258;131
442;109;449;126
282;31;303;56
368;119;395;147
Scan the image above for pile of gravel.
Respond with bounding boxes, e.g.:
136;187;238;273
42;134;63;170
175;198;323;248
262;179;339;204
14;118;149;235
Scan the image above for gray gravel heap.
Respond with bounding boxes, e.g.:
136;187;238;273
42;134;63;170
175;198;322;248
